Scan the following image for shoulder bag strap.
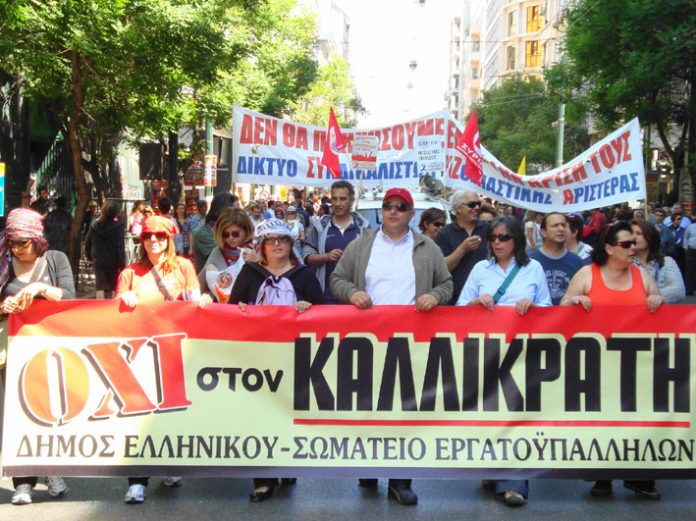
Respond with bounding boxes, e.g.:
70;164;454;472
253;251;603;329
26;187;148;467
150;266;176;301
492;265;521;304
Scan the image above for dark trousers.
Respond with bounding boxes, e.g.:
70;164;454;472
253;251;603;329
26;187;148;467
13;477;38;488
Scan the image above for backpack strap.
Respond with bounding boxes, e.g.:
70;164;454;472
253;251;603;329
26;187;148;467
150;266;176;301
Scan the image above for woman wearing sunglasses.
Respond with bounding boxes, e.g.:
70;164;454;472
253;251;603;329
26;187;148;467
116;216;211;504
418;207;447;240
561;220;664;501
456;215;551;507
0;208;74;505
228;219;322;502
199;208;258;302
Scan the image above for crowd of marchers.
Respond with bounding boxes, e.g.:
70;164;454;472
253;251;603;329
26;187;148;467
1;180;691;507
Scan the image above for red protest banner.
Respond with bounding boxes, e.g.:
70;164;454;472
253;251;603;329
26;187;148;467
3;301;696;479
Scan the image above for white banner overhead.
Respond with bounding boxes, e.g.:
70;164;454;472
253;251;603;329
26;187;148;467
232;106;645;212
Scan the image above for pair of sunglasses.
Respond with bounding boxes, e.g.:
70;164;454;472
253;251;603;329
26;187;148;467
463;201;481;209
382;202;412;212
8;239;31;250
613;240;636;249
222;230;243;240
264;235;291;245
143;232;168;241
488;233;513;243
432;221;445;228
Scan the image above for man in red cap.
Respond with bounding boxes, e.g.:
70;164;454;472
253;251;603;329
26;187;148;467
330;187;452;505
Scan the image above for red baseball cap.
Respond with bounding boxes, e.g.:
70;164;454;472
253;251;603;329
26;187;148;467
383;188;414;208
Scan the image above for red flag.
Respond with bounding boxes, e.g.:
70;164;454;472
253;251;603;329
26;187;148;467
455;110;483;185
321;107;346;179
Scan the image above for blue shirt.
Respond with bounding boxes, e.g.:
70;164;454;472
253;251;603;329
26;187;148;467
530;249;585;305
322;218;364;303
456;257;551;307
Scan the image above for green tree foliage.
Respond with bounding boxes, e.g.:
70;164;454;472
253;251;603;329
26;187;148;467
0;0;331;268
474;76;588;173
290;55;363;126
546;0;696;191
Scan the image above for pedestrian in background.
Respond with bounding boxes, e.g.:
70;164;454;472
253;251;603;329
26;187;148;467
85;201;126;299
44;195;73;253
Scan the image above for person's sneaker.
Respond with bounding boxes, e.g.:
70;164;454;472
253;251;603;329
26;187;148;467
11;484;33;505
45;476;69;497
163;476;183;487
124;484;147;504
503;490;527;507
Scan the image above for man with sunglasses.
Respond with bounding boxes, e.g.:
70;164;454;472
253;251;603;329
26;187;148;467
303;180;369;303
530;213;585;305
330;187;452;506
435;190;489;305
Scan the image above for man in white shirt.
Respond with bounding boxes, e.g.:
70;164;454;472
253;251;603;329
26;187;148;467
330;187;452;505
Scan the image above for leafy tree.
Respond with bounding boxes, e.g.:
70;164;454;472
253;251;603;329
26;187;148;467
0;0;323;269
290;55;364;126
474;76;588;173
546;0;696;197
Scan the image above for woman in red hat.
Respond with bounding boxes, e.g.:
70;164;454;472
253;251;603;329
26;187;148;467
116;215;211;504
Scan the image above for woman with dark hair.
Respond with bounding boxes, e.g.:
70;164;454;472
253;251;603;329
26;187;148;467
561;220;664;501
199;208;258;302
456;215;550;507
117;216;211;504
85;200;126;299
192;192;239;272
632;219;685;304
565;213;593;260
0;208;74;505
229;219;322;502
418;207;447;240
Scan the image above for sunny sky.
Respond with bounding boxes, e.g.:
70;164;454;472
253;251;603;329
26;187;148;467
337;0;463;128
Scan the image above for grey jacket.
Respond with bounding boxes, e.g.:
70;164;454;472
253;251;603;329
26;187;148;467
330;228;453;305
302;211;369;292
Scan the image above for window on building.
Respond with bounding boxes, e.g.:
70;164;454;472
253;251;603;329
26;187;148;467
525;40;541;68
507;46;516;70
471;68;479;79
507;11;516;36
527;5;543;32
472;40;481;52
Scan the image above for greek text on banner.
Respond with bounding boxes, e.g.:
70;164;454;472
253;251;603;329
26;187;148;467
2;301;692;479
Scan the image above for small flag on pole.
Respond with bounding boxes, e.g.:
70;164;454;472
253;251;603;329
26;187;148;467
518;155;527;175
455;110;483;185
321;107;346;179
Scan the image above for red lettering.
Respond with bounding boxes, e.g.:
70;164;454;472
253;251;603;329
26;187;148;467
282;123;296;147
380;128;391;151
295;127;308;150
313;130;326;152
404;122;417;148
392;125;404;150
417;119;434;136
599;144;615;169
239;114;254;144
563;189;575;205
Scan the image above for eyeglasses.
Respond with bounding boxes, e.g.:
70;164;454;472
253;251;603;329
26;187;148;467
382;202;412;212
432;221;445;228
613;240;636;249
144;232;168;241
463;201;481;209
488;233;513;243
222;230;243;240
8;239;31;250
263;235;291;245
